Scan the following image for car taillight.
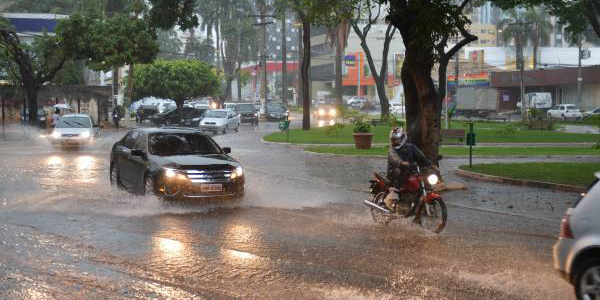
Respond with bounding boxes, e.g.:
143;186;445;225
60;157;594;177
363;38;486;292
559;214;573;239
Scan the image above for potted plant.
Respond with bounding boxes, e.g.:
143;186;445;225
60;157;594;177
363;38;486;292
352;121;373;149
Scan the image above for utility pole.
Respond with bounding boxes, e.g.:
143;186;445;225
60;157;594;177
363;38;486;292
577;35;583;107
297;20;303;107
455;52;459;104
249;10;274;113
281;12;288;105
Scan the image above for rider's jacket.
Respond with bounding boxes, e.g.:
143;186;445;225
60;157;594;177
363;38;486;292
387;143;432;184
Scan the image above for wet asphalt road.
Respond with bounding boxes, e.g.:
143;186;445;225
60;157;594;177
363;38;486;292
0;122;588;299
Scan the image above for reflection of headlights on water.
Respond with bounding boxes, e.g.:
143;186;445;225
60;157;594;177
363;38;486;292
51;131;61;139
329;109;336;117
318;109;325;116
329;120;335;126
231;166;243;179
318;120;326;127
427;174;439;185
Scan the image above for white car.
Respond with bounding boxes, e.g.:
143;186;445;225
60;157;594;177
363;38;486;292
390;102;405;115
553;172;600;300
547;104;583;120
583;107;600;119
199;109;240;134
50;114;99;148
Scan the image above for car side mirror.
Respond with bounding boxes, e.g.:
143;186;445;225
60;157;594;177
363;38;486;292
223;147;231;154
131;149;147;159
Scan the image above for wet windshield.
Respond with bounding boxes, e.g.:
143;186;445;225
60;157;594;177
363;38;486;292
56;117;91;128
149;133;221;156
236;104;255;112
206;111;227;118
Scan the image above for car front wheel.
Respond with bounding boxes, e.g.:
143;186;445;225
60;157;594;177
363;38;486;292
575;259;600;300
110;163;123;188
144;175;155;196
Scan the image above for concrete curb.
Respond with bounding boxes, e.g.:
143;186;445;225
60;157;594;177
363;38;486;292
454;167;585;193
301;149;600;160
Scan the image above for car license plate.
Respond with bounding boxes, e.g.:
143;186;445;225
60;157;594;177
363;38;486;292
200;184;222;192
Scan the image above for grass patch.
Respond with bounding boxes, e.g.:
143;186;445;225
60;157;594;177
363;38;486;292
264;121;598;144
305;146;600;157
459;162;600;187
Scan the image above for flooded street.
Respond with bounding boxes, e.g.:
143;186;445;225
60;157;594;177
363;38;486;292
0;123;577;299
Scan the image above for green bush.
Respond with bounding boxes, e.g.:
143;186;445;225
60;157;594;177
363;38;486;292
324;123;345;136
353;121;372;133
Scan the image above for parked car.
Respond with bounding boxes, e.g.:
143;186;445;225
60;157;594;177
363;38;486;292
49;113;99;148
553;172;600;300
137;105;159;123
547;104;584;120
21;108;48;128
109;128;244;199
234;103;259;125
583;107;600;119
265;103;289;121
390;102;405;116
199;109;240;134
149;107;204;126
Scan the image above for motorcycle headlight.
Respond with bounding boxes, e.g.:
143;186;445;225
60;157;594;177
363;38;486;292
80;131;91;139
51;131;61;139
329;109;336;117
427;174;439;185
318;109;325;116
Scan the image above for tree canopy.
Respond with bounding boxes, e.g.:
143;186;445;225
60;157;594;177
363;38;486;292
132;59;220;105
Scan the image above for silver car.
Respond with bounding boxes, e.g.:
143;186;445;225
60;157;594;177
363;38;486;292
553;172;600;300
49;113;99;148
199;109;240;134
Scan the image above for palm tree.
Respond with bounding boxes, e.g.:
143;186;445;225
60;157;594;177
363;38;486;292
499;7;553;68
157;29;183;60
524;6;552;68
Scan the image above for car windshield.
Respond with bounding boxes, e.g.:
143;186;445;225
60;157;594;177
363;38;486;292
56;117;91;128
268;106;284;112
206;111;227;118
236;104;255;112
149;133;222;156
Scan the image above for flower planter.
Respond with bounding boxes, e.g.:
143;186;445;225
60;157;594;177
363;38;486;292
352;133;374;149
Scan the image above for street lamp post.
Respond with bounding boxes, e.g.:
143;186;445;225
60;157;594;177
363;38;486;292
577;36;583;107
250;12;275;113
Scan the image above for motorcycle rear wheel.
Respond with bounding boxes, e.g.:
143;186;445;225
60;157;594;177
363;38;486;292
416;199;447;234
370;192;392;226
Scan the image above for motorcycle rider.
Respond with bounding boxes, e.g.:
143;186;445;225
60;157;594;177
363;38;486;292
385;127;434;210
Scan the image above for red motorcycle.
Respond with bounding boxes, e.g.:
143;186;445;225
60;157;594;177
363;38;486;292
364;165;447;233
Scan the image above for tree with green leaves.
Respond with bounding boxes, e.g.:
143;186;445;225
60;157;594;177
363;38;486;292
132;59;220;122
274;0;356;130
499;7;552;68
157;29;183;60
183;34;215;64
347;0;397;118
0;0;199;124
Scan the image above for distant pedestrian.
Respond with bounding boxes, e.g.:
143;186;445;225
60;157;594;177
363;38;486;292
112;107;122;129
52;108;60;127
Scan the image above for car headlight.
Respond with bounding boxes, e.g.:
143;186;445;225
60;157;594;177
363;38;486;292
51;131;61;139
427;174;439;185
231;166;243;179
254;113;258;117
211;103;218;109
318;109;325;116
329;109;336;117
80;131;91;139
164;168;176;178
192;117;201;121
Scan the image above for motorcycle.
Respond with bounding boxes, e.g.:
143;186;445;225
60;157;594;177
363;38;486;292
363;165;447;233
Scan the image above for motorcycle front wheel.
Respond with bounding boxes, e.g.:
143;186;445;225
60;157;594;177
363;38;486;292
370;192;392;226
416;199;447;234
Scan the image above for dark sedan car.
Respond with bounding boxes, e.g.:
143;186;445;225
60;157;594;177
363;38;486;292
234;103;259;125
265;103;289;121
149;107;205;127
110;128;245;199
136;105;159;123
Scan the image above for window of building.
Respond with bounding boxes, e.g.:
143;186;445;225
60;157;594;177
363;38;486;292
276;46;281;50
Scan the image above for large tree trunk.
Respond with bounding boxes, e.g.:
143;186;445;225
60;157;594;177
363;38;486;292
334;39;343;111
300;14;311;130
25;86;39;126
401;49;442;165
